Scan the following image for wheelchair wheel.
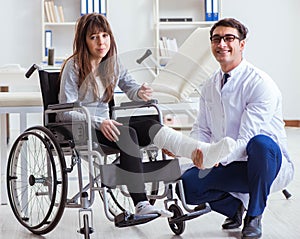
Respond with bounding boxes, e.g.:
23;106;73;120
7;126;68;235
168;204;185;235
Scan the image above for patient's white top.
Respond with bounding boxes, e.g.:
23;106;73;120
190;59;294;201
57;57;142;128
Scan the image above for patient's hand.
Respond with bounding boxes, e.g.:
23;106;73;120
100;119;123;142
138;83;153;101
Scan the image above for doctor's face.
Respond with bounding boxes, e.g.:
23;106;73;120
210;26;245;72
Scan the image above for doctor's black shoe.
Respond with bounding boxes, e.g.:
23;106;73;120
222;203;245;230
241;215;262;238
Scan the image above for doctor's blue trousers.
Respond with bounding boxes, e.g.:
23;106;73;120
179;135;282;218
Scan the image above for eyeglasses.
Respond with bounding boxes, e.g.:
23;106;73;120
210;34;241;44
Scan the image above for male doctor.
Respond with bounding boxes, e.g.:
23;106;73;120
180;18;294;239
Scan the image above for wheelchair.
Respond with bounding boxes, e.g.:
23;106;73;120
6;64;211;238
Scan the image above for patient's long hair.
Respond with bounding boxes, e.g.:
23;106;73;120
61;13;118;102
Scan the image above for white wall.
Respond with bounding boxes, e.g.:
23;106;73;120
0;0;299;119
107;0;155;84
0;0;41;68
221;0;300;120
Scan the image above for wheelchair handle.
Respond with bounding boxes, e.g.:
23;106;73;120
136;49;152;64
25;64;39;78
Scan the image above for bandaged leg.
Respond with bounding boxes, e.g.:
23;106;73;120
153;126;236;168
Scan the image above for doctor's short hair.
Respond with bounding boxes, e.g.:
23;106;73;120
210;18;248;40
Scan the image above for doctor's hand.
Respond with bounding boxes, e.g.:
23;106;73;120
100;119;123;142
138;83;153;101
192;149;204;169
162;148;176;158
192;149;219;169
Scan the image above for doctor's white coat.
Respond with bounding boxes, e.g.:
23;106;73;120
190;60;294;208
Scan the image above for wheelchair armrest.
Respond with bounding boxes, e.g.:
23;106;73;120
114;99;158;110
47;102;82;110
112;99;162;123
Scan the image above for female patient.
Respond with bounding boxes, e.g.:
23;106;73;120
58;13;235;216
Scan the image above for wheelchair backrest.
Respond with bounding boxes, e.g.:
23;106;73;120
38;69;61;124
37;68;115;123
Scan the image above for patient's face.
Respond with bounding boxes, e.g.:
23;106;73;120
86;31;111;63
211;26;245;72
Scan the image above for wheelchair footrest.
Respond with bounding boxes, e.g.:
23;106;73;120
115;211;160;227
169;205;211;224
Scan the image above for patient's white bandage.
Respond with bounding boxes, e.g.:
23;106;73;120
153;126;236;168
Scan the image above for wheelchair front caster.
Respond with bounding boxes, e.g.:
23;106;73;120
78;208;94;239
168;204;185;235
79;214;94;239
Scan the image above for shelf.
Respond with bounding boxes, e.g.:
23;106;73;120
44;22;76;26
41;0;107;62
41;0;83;62
157;21;217;27
153;0;221;65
